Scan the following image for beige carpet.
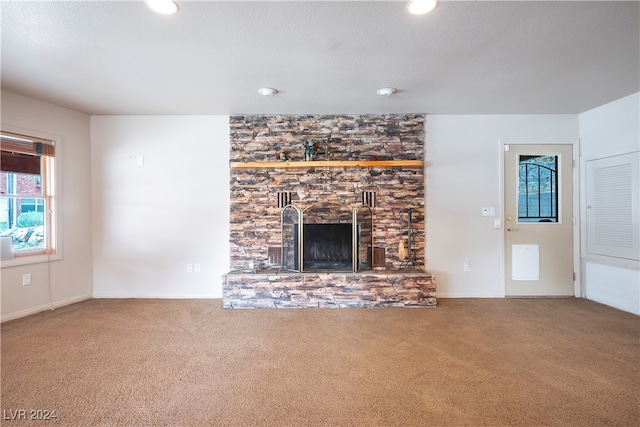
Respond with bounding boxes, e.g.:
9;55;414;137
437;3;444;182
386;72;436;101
1;298;638;426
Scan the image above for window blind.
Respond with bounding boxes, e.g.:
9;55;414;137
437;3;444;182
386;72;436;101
1;131;55;175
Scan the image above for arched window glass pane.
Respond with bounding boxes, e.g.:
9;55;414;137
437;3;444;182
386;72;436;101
518;155;559;223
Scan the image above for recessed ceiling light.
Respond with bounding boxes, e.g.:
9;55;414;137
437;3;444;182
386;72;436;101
377;88;397;97
258;88;278;96
146;0;179;15
407;0;438;15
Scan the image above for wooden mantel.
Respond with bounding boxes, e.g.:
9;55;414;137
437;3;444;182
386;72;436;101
230;160;424;169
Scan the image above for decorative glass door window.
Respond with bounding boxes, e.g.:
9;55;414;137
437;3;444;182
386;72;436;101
518;155;559;223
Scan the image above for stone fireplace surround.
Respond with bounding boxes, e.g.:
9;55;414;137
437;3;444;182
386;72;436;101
223;114;435;308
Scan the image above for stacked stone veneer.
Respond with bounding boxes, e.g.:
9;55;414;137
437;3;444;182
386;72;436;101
223;271;436;308
229;114;426;271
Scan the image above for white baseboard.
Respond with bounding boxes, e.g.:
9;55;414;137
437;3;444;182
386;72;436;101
92;293;220;299
1;293;93;323
436;293;504;298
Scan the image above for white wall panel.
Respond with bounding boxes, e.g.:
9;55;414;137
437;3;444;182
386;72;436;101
426;115;578;297
1;90;93;321
586;262;639;314
580;92;640;315
91;116;229;298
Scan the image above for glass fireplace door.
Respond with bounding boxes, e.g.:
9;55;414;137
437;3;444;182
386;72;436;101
354;206;373;272
281;204;301;271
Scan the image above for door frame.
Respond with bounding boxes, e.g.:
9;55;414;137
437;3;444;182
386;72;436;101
498;139;581;298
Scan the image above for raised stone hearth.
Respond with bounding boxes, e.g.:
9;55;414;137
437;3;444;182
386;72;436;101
223;270;436;308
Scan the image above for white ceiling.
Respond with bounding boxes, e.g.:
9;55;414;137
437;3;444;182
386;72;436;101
1;0;638;116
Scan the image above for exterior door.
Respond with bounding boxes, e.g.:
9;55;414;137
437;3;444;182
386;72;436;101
504;144;574;296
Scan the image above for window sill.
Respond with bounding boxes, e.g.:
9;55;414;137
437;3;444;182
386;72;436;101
1;253;61;268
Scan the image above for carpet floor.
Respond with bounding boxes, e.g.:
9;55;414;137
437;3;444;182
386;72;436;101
1;298;638;426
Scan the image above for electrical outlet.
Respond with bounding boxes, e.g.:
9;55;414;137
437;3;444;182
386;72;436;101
187;263;193;273
22;273;31;286
194;263;201;273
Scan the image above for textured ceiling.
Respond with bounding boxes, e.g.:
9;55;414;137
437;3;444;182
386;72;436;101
1;0;638;115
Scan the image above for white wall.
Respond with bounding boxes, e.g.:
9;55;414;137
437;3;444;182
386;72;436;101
579;92;640;314
4;92;633;311
91;116;229;298
425;115;579;297
1;90;93;321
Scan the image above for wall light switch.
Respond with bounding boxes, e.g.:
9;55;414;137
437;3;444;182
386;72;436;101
22;274;31;286
482;207;496;217
136;156;144;166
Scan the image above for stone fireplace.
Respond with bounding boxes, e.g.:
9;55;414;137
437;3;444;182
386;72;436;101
222;114;435;308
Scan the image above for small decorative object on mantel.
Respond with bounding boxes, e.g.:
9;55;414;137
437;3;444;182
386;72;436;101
243;261;256;273
320;136;333;160
276;151;290;161
303;140;318;161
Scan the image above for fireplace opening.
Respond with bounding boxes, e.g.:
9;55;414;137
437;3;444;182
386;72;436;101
302;223;352;271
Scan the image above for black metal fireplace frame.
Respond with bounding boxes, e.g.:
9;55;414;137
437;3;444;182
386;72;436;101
280;202;373;273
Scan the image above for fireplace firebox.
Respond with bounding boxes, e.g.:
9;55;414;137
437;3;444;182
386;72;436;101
301;223;352;270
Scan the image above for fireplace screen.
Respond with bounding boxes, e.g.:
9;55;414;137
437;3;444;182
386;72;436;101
281;202;373;272
281;205;300;271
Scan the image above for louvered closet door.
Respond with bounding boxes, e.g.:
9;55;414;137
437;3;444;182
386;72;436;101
586;152;640;261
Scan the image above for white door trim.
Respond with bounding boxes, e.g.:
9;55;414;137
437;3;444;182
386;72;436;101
498;139;581;298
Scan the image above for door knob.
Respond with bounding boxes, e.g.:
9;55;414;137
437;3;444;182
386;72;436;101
507;227;518;232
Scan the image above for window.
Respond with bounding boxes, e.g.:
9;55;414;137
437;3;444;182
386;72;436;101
1;130;56;259
518;155;558;223
20;198;45;213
